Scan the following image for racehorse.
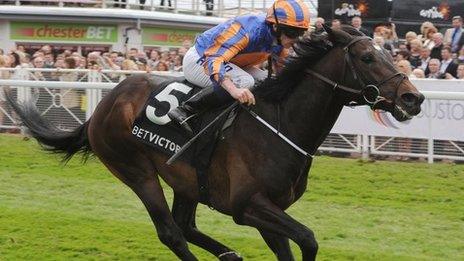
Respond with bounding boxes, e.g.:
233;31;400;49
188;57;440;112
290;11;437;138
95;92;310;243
6;26;424;261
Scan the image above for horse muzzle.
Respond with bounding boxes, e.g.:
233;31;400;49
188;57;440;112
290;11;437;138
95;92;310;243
371;91;424;122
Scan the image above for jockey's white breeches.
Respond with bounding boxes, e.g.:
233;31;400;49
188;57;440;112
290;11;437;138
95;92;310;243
182;47;267;89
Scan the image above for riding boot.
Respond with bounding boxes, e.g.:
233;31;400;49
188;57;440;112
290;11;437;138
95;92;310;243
168;86;225;134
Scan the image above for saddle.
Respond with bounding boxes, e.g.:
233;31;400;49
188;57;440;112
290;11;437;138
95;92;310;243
132;78;237;205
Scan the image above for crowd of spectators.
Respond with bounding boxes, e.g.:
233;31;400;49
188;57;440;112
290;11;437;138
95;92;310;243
0;39;192;83
315;15;464;80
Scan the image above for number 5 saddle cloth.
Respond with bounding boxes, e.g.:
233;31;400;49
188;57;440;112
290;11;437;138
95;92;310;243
131;78;237;164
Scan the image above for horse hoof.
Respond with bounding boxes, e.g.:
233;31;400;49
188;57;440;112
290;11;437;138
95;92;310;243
218;251;242;261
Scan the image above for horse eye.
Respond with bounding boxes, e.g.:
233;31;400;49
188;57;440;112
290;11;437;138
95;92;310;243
361;55;374;64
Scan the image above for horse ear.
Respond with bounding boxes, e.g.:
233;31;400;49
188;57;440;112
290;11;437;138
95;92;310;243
325;26;352;46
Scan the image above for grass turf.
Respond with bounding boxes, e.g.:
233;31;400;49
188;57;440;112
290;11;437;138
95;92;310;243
0;134;463;260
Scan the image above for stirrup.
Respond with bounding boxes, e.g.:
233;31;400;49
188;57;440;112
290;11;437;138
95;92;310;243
177;114;197;135
179;113;197;125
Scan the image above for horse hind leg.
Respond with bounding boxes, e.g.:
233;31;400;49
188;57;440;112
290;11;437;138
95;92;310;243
107;163;197;260
172;193;242;261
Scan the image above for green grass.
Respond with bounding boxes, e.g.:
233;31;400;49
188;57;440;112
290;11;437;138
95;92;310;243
1;134;463;261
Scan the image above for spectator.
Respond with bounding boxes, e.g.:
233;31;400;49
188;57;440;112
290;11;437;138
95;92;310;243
32;56;45;68
397;42;409;53
439;47;458;78
177;47;188;56
59;57;81;114
9;51;29;80
444;16;463;53
456;64;464;79
109;51;119;63
159;50;170;66
40;45;52;55
204;0;214;16
408;39;422;68
135;58;149;71
155;61;169;71
62;50;72;57
136;50;148;60
121;59;138;71
396;60;413;77
31;56;46;81
59;57;78;82
373;36;385;48
458;34;464;55
54;56;65;69
172;55;183;72
43;53;55;68
351;16;370;36
16;44;26;53
331;19;341;30
412;68;425;79
23;53;32;66
8;52;21;68
418;21;434;41
127;48;138;59
419;48;431;73
168;49;178;63
313;17;325;34
78;57;87;69
426;59;443;79
456;46;464;63
376;24;398;53
148;49;160;68
422;25;437;50
405;31;418;51
430;33;444;60
87;60;101;70
102;52;121;70
395;50;410;63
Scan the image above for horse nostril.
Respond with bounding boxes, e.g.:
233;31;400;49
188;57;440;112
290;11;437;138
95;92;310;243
401;92;423;107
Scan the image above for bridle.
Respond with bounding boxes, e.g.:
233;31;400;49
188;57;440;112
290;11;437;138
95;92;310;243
306;36;407;108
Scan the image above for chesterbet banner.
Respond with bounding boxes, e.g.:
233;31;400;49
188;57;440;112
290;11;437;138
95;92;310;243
10;22;118;43
142;27;201;47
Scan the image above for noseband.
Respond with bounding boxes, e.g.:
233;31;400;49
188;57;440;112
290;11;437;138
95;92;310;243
306;36;407;107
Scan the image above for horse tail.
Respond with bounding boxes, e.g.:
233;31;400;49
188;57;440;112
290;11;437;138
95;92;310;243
5;89;92;163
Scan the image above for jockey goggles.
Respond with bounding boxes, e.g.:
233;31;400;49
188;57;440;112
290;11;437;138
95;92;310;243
279;25;306;38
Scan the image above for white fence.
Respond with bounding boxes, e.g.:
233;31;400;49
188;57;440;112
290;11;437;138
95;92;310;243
1;68;463;163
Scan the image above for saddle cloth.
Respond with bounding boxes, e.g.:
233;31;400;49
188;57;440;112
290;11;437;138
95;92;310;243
131;79;236;164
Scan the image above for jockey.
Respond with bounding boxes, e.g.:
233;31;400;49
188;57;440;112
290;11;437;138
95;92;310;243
168;0;310;133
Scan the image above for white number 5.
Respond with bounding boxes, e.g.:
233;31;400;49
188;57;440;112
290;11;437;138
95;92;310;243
146;82;192;125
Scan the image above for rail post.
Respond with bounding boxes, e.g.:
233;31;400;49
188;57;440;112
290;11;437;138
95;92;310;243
361;134;369;160
427;99;434;163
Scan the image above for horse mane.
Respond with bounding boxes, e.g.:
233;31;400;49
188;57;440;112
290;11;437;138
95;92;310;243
256;26;364;102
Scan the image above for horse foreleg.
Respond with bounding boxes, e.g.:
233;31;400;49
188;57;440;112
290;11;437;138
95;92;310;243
259;230;295;261
126;177;197;261
233;193;318;261
172;193;242;261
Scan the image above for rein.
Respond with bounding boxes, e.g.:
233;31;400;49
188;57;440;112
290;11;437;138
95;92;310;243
306;36;407;108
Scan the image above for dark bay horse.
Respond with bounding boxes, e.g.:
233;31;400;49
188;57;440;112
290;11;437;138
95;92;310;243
6;27;424;261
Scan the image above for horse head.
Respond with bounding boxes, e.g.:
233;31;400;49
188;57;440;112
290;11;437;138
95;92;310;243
320;25;424;121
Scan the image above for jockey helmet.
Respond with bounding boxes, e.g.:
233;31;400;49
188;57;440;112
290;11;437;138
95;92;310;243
266;0;310;31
